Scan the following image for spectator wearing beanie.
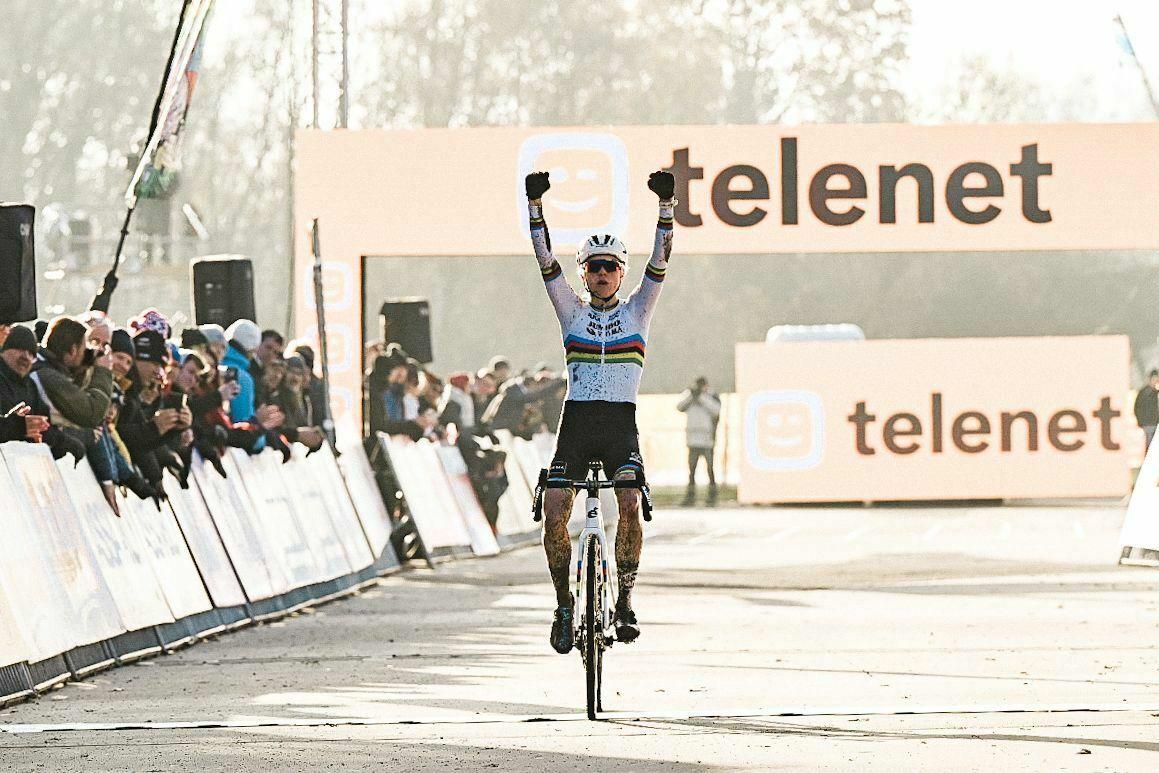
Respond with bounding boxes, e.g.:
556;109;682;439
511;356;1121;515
109;328;136;386
198;323;227;362
223;319;261;421
180;328;209;350
438;371;476;431
0;326;85;460
129;307;172;340
117;329;187;498
1;326;52;443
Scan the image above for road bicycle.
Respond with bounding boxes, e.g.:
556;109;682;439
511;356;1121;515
533;461;653;720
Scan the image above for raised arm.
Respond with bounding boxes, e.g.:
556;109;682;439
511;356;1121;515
526;172;583;324
628;171;676;326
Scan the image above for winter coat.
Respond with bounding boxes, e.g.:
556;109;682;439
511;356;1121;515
676;389;721;450
0;358;53;442
1134;385;1159;427
222;344;258;422
438;384;475;430
31;351;113;429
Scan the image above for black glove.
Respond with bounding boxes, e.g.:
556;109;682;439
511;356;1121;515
123;473;156;501
648;170;675;200
525;171;550;200
58;433;87;465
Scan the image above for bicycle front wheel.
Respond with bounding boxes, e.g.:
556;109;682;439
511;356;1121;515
583;534;602;720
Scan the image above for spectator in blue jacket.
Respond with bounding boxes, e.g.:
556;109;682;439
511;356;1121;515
223;319;261;422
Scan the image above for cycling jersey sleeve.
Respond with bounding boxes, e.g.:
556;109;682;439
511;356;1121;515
529;199;583;325
627;198;675;327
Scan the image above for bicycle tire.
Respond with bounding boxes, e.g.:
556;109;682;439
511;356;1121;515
584;534;601;720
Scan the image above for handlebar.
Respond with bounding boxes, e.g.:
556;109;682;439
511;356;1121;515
532;468;653;523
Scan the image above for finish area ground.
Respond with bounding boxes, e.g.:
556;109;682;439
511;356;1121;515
3;502;1158;771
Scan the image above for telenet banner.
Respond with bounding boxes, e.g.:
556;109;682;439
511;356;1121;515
293;123;1159;433
735;336;1131;503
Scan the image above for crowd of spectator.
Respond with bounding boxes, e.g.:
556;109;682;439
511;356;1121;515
364;342;566;528
0;312;329;517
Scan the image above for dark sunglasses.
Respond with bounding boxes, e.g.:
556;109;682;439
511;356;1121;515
585;259;621;273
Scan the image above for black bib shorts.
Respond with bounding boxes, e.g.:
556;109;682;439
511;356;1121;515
549;400;645;482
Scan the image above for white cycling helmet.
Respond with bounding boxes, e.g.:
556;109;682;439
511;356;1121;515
576;233;629;265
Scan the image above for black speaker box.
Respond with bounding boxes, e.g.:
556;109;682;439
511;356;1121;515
379;298;432;364
191;255;256;328
0;204;37;323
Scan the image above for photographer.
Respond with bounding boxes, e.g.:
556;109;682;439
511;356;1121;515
676;376;721;506
116;329;192;499
31;315;114;433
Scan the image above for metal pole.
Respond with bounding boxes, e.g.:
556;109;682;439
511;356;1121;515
339;0;350;128
91;0;194;312
311;219;336;445
1114;14;1159;118
311;0;321;128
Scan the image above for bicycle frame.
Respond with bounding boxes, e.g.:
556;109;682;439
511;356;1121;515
531;461;653;718
575;488;615;643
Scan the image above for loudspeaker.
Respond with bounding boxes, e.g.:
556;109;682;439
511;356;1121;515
0;204;37;324
379;298;432;364
191;255;255;328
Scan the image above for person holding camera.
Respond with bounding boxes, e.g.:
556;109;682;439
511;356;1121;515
677;376;721;506
30;315;114;434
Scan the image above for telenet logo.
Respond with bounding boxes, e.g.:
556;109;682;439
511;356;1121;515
517;133;629;244
744;390;826;471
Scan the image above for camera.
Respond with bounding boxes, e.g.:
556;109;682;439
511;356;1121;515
81;343;109;367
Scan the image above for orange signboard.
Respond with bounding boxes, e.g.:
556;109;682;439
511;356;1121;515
735;337;1131;503
293;124;1159;435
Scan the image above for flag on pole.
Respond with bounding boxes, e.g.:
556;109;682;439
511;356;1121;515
127;0;215;204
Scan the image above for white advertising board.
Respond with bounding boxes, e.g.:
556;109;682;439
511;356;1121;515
55;460;173;632
166;472;248;608
0;443;123;659
191;451;279;600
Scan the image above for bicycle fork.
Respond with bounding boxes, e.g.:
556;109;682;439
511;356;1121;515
575;493;615;647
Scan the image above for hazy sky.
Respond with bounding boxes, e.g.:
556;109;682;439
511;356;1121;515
207;0;1159;123
907;0;1159;116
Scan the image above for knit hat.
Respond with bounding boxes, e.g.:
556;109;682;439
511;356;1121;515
449;371;470;391
110;328;135;357
180;328;209;349
225;319;261;352
198;323;226;349
285;354;308;372
129;307;172;339
133;329;168;364
1;325;38;354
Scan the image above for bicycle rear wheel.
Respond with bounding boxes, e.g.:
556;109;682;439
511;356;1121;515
583;534;602;720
